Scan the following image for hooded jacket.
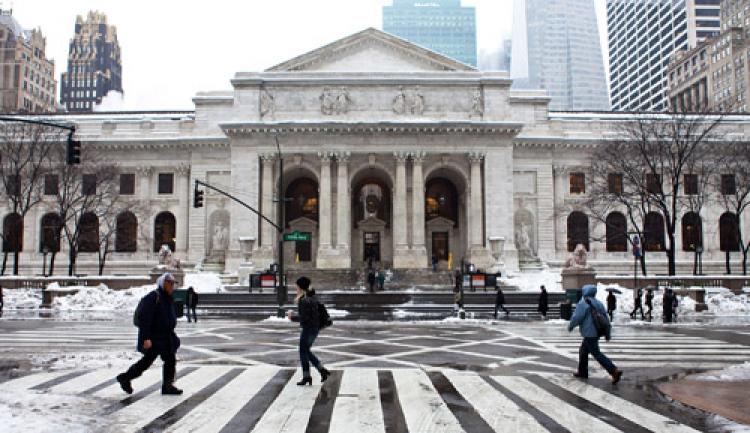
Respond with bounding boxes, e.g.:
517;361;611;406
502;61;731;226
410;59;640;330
137;276;180;354
568;284;611;339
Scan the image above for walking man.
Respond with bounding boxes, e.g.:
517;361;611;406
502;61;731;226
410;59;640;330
537;285;549;319
494;287;509;318
629;288;645;320
645;288;654;321
569;284;622;384
663;289;674;323
117;272;183;395
376;269;385;291
606;290;617;321
185;286;198;323
367;270;376;293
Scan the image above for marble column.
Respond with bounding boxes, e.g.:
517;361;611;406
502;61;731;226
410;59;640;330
136;166;153;253
260;154;276;252
176;163;191;254
553;165;568;253
335;152;351;268
468;152;484;248
393;152;410;268
410;151;428;266
137;166;153;200
317;152;336;268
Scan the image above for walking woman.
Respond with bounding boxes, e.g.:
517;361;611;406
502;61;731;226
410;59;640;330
287;277;330;386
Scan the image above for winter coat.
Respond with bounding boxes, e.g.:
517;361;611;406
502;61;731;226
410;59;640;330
495;290;505;305
186;290;199;308
376;272;386;285
568;284;612;340
538;290;549;313
663;293;673;316
606;293;617;311
137;287;180;354
292;291;320;330
633;289;643;306
645;291;653;307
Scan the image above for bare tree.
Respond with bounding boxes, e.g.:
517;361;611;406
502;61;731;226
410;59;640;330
0;122;65;275
682;146;718;275
718;142;750;274
95;197;149;275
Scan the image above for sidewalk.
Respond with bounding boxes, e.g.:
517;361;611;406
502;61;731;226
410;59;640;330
659;379;750;426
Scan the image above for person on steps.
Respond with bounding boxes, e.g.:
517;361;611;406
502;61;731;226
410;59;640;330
537;285;549;320
185;286;198;323
494;287;509;318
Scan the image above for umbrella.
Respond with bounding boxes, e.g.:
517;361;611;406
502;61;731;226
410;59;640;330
605;287;623;294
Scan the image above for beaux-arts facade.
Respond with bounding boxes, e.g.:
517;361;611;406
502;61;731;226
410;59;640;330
6;29;750;277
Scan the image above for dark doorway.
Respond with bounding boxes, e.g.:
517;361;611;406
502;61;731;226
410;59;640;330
432;232;449;261
295;235;312;262
363;232;381;262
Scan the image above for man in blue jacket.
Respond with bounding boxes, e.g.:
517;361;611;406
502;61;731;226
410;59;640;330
117;272;183;395
568;284;622;384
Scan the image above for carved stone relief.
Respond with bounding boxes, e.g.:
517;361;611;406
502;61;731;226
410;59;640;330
260;89;275;118
320;87;351;115
471;88;484;117
392;86;425;115
208;209;230;260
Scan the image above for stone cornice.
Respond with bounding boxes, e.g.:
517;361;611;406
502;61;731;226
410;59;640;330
513;137;600;149
220;121;523;136
82;137;229;151
232;72;512;88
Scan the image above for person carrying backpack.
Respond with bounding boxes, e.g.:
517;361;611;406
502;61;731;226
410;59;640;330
117;272;183;395
287;276;330;386
568;284;622;385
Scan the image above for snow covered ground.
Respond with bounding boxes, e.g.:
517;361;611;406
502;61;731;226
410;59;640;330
500;268;562;292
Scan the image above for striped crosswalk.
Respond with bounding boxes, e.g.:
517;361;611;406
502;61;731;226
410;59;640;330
1;365;702;433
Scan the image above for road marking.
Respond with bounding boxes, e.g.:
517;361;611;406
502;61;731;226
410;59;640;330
48;368;118;394
0;370;72;391
329;368;386;433
249;369;321;433
93;367;162;399
391;369;465;433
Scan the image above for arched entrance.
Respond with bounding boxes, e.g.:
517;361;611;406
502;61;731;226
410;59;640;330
284;174;319;269
424;167;468;271
351;167;393;267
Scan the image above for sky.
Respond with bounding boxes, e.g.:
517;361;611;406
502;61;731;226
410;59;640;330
10;0;608;111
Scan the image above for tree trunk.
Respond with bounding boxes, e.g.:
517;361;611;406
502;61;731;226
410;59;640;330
1;252;6;275
49;252;57;276
666;233;676;276
13;251;19;275
726;250;732;275
639;253;647;276
98;251;107;276
68;248;77;276
743;245;748;276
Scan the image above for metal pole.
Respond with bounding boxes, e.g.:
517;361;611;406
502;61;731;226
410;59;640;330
276;137;285;317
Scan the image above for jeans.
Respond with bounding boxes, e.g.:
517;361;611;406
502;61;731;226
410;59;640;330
186;306;197;322
299;327;322;377
124;349;176;386
578;337;617;376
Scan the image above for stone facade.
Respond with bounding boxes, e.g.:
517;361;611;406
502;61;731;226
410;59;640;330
4;29;750;276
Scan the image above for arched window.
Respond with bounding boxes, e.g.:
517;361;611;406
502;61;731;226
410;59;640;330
353;179;391;226
720;212;740;252
567;211;589;252
425;178;459;225
682;212;702;252
2;213;23;253
606;212;628;252
78;212;99;253
154;212;176;252
40;213;61;253
644;212;665;252
285;178;318;225
115;211;138;253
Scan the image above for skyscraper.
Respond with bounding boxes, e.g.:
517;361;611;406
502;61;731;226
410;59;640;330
511;0;610;111
608;0;721;112
383;0;477;67
60;11;122;112
0;9;57;113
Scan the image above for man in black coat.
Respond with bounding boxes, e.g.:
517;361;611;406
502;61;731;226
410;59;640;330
117;272;182;395
367;270;376;293
494;288;509;318
663;289;674;323
537;285;549;319
629;288;645;320
186;286;198;323
645;289;654;321
606;291;617;321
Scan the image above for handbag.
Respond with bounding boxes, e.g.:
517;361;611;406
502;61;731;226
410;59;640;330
318;302;333;330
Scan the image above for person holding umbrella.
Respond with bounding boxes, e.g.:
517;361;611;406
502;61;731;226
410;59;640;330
606;288;618;321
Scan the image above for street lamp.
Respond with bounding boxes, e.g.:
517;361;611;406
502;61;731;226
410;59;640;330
275;135;286;317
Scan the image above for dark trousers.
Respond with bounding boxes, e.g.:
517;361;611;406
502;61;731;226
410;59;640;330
630;304;644;319
645;304;653;320
299;327;322;377
578;337;616;376
494;303;509;317
186;306;197;322
607;309;614;321
124;349;176;386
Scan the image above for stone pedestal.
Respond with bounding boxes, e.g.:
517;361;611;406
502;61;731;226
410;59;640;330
149;267;185;288
561;268;596;290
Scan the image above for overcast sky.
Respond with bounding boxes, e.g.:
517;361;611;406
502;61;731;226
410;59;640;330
12;0;607;110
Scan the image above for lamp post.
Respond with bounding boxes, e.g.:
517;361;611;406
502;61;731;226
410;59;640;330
42;247;49;277
275;136;286;317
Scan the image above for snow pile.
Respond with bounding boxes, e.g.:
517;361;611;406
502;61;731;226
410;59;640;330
0;390;111;433
500;269;562;293
327;308;350;318
50;283;154;312
261;315;292;323
705;292;750;315
184;272;223;294
3;288;42;309
31;351;139;371
392;309;432;319
692;362;750;382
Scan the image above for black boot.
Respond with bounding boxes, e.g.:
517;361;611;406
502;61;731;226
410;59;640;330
320;368;330;383
162;384;183;395
116;373;133;394
296;377;312;386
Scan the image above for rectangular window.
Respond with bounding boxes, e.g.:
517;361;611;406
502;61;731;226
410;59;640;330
646;174;662;194
569;172;586;194
7;175;20;196
82;174;96;196
119;173;135;195
44;174;58;195
684;174;699;195
158;173;174;194
721;174;737;195
608;173;623;194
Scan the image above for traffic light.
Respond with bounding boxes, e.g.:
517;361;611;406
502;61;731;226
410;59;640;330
66;136;81;165
193;186;204;208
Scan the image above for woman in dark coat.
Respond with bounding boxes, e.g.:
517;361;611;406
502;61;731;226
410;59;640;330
287;277;330;386
663;289;673;323
537;285;549;319
186;286;199;323
606;291;617;321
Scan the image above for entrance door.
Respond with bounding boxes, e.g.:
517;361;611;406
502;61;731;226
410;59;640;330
432;232;449;261
363;232;381;262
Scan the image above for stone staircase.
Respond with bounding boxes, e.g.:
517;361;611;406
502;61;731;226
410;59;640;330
387;269;454;289
519;256;545;272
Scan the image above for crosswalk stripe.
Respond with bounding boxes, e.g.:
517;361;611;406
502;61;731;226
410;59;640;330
93;366;162;399
391;369;465;433
164;367;279;433
329;369;386;433
596;354;750;361
544;375;701;433
0;370;73;391
616;362;737;368
112;366;234;433
492;376;623;433
249;369;322;433
48;368;118;394
442;370;548;432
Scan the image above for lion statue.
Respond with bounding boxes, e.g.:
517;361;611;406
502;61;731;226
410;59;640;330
564;244;589;269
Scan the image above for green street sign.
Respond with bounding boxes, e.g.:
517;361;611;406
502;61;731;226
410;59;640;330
283;231;311;242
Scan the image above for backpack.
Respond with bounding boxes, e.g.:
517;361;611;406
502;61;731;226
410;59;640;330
133;290;160;328
585;298;610;338
318;301;333;330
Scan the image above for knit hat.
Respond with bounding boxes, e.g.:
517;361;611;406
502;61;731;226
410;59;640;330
157;272;176;289
296;276;311;291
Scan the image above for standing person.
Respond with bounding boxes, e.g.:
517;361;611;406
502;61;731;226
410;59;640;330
494;287;509;318
663;289;673;323
629;288;645;320
376;269;385;291
367;270;376;293
287;277;330;386
672;292;680;322
185;286;198;323
568;284;622;384
537;285;549;319
645;289;654;321
606;290;617;321
117;273;183;395
431;254;438;272
0;285;3;314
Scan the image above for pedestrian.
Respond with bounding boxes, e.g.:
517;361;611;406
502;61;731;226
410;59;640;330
376;269;385;291
663;289;673;323
494;287;509;318
367;270;376;293
606;290;617;321
645;288;654;321
185;286;198;323
287;276;330;386
568;284;622;384
629;288;645;320
0;284;3;314
367;252;373;270
431;254;438;272
672;292;680;322
117;272;183;395
537;285;549;319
